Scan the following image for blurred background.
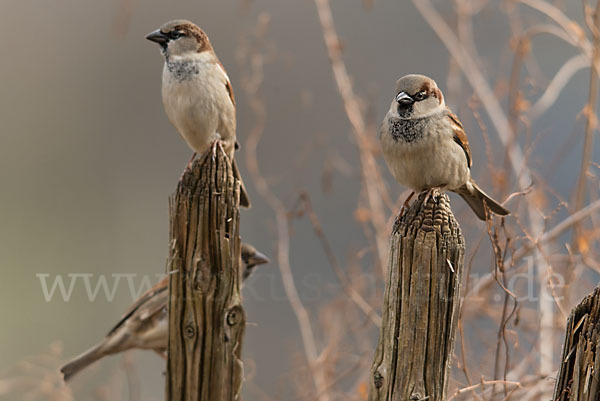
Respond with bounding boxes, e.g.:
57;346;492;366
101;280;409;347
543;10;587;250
1;0;599;400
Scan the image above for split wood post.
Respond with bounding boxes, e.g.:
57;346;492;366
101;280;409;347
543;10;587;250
368;193;465;401
553;286;600;401
165;142;245;401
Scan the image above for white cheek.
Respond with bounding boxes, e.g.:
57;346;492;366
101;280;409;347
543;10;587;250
387;102;399;118
413;100;444;118
165;41;177;55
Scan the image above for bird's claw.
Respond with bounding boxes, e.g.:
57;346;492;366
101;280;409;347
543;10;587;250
180;152;198;181
398;191;415;219
185;152;197;171
422;188;440;207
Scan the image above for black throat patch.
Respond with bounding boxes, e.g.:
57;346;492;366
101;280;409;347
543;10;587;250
388;117;426;143
166;60;200;82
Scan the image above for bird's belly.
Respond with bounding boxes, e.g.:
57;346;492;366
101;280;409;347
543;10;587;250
135;314;168;350
162;78;221;154
383;134;469;191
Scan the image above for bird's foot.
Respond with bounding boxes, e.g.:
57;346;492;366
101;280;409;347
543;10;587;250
179;152;197;181
422;187;441;206
211;140;222;159
398;191;415;218
185;152;197;171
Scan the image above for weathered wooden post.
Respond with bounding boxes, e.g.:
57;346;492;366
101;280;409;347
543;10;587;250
553;286;600;401
368;193;465;401
166;143;245;401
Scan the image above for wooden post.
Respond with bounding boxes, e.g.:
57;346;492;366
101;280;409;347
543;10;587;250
553;286;600;401
165;143;245;401
368;193;465;401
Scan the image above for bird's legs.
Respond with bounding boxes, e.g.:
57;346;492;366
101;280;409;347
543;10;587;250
181;142;226;181
422;187;442;206
179;152;198;181
186;152;197;171
399;191;415;217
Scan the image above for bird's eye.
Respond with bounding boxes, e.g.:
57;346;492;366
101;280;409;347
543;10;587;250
414;91;427;101
170;31;184;39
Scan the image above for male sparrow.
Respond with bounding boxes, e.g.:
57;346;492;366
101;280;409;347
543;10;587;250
380;74;509;220
146;20;250;207
59;243;269;381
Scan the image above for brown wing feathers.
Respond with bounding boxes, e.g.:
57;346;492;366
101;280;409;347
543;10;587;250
447;110;472;169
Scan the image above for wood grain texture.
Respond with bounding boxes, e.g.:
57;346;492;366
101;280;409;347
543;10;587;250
368;193;465;401
554;286;600;401
166;142;244;401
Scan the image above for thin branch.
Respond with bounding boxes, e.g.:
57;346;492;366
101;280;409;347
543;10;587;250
528;54;590;121
299;192;382;327
512;198;600;262
313;0;389;274
572;0;600;248
239;17;332;401
518;0;592;54
466;198;600;302
447;380;522;401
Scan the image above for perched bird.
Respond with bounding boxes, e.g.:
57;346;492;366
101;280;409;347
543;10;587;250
60;243;269;381
379;74;510;220
146;20;250;207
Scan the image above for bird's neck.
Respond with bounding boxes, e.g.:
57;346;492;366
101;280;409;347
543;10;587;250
164;52;214;82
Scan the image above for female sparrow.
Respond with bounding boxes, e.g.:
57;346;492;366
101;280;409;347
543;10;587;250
380;74;509;220
146;20;250;207
60;243;269;381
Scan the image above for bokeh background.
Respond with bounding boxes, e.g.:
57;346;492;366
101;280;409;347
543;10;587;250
2;0;599;400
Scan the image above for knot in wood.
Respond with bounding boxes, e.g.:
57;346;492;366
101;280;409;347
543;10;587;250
373;371;383;389
193;258;210;293
194;256;206;270
184;323;196;338
227;308;240;326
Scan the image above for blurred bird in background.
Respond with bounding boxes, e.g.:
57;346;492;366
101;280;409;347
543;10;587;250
60;243;269;381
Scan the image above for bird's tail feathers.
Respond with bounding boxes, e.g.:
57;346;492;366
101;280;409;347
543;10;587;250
60;342;108;381
456;179;510;220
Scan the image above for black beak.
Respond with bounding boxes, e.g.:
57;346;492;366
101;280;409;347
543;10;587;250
241;249;270;282
248;250;270;267
145;30;169;46
396;91;414;107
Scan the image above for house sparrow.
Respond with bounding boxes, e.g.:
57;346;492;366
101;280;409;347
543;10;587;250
380;74;510;220
146;20;250;207
60;243;269;381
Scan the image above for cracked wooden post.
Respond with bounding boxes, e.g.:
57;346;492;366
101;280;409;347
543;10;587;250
553;286;600;401
368;193;465;401
165;142;245;401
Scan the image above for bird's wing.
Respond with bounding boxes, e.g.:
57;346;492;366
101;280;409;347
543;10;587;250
217;61;235;107
447;109;472;169
107;276;168;336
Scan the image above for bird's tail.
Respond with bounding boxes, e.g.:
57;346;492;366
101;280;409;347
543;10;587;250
455;179;510;220
232;159;251;208
60;342;107;381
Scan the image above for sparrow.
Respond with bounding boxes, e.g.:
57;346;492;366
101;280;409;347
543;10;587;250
146;20;250;207
379;74;510;220
60;243;269;381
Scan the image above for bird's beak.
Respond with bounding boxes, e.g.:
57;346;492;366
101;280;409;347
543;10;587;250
395;91;414;106
145;30;169;46
248;250;270;266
